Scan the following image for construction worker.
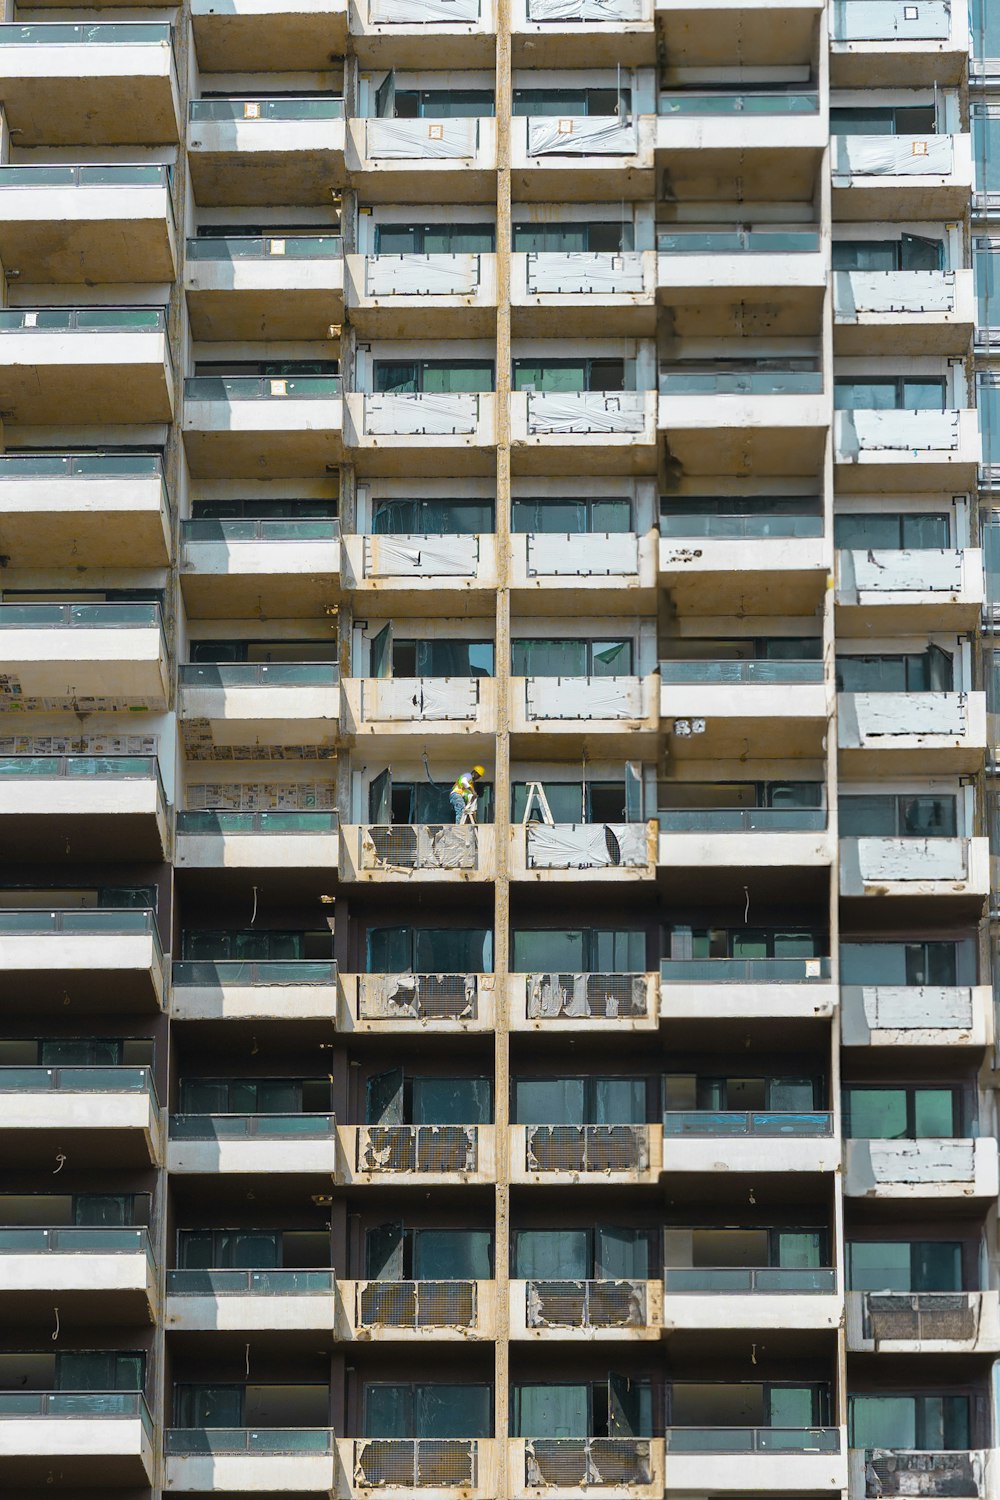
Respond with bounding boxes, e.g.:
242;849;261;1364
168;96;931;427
450;766;485;824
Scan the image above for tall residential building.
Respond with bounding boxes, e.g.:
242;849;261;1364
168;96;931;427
0;0;993;1497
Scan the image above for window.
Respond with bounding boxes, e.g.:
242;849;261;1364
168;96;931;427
510;928;645;972
512;358;628;393
180;930;327;961
366;1224;493;1280
192;499;337;520
39;1038;124;1066
74;1193;139;1227
511;638;633;676
194;359;339;377
513;221;633;253
834;512;950;550
665;1075;820;1111
842;1087;961;1140
373;359;495;395
512;1076;651;1125
684;1228;825;1270
364;1071;493;1126
972;0;1000;59
838;794;957;839
56;1352;145;1392
371;499;494;535
830;105;936;135
847;1240;963;1293
511;497;631;533
364;1383;493;1436
511;782;626;823
369;774;493;826
365;926;494;973
178;1078;331;1114
177;1229;281;1269
513;88;630;117
832;236;943;271
839;940;964;987
683;927;822;960
835;648;953;692
849;1394;969;1451
669;1381;830;1428
973;113;1000;193
174;1384;244;1428
190;639;337;663
374;223;495;254
834;377;947;411
381;637;494;678
511;1378;652;1438
513;1227;654;1279
393;89;495;119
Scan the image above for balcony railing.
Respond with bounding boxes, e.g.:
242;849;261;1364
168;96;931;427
663;1111;833;1137
0;1226;152;1255
831;0;953;42
357;973;479;1021
354;1437;478;1487
0;1391;153;1432
666;1427;839;1453
525;1123;649;1173
525;972;649;1019
524;1437;652;1487
184;375;341;399
660;510;823;539
0;307;164;332
862;1450;984;1497
659;808;826;833
0;754;161;784
665;1267;836;1293
182;518;339;542
0;21;171;44
167;1427;333;1453
0;1065;156;1097
186;234;343;260
169;1113;335;1138
658;230;821;254
172;959;336;986
189;96;344;121
358;1279;479;1329
659;91;819;115
525;822;650;871
0;451;163;478
177;811;338;835
527;0;643;19
0;907;161;945
525;1279;647;1329
356;1124;479;1174
659;368;823;395
357;823;478;871
659;659;824;685
661;956;830;983
167;1269;334;1295
861;1292;981;1342
0;164;171;189
179;662;338;687
0;602;160;628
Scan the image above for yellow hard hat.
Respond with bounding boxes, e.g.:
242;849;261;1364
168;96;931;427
472;765;486;777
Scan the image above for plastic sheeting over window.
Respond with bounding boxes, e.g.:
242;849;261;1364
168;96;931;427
526;392;648;433
364;393;481;435
526;822;651;870
364;534;480;578
525;251;645;295
526;972;649;1019
524;675;644;721
831;133;954;178
835;408;960;456
833;269;955;315
527;116;638;156
370;0;480;20
366;117;479;159
366;253;482;297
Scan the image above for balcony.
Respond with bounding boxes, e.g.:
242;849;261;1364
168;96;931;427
511;115;655;201
841;984;993;1048
509;1278;662;1340
664;1428;844;1493
348;1123;495;1184
844;1137;999;1200
509;391;658;475
0;908;164;1012
348;116;497;203
187;96;346;206
345;972;495;1032
0;754;168;861
181;517;341;617
846;1291;1000;1354
833;270;976;355
663;1110;837;1176
664;1265;840;1332
353;0;496;67
511;821;655;880
340;823;495;882
511;251;655;336
0;164;176;283
655;0;823;70
849;1449;990;1500
352;1436;497;1497
836;547;984;633
830;0;969;86
509;1436;662;1496
344;393;497;476
191;0;348;70
0;1226;155;1325
167;1113;339;1175
350;1278;495;1340
0;452;170;568
176;810;340;870
0;1391;153;1486
511;1123;660;1184
511;530;655;604
0;23;180;146
510;674;658;746
166;1427;335;1493
830;132;974;219
343;531;497;599
0;601;169;711
659;366;828;477
511;971;658;1030
512;0;652;66
185;234;344;340
660;956;834;1021
166;1268;338;1333
347;253;497;338
343;676;496;742
0;1065;160;1167
834;408;980;492
837;691;987;774
658;807;834;875
179;661;341;756
657;232;825;339
656;94;825;203
171;958;338;1022
0;307;172;425
182;374;343;479
660;659;830;758
659;506;828;615
839;837;989;904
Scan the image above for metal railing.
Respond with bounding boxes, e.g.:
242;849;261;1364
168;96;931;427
184;374;341;400
358;1279;478;1328
190;96;344;120
525;973;649;1020
357;1124;479;1174
167;1268;334;1295
660;91;819;115
0;22;170;43
660;368;823;396
660;956;830;983
660;510;823;539
0;164;170;189
862;1292;980;1342
525;1123;649;1173
0;1065;156;1099
0;307;164;332
354;1437;478;1487
658;808;827;832
657;230;820;254
177;811;338;835
663;1110;833;1137
186;234;342;260
357;973;479;1021
179;662;339;687
659;659;824;684
172;959;336;986
0;452;162;478
666;1426;839;1453
182;517;339;542
358;824;478;871
167;1426;333;1453
665;1267;836;1294
0;602;160;628
169;1113;335;1139
524;1437;652;1487
525;1278;647;1329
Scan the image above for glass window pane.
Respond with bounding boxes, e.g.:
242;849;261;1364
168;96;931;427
413;1229;492;1280
514;1229;590;1279
511;929;586;971
591;929;646;971
410;1077;491;1124
592;1077;645;1123
913;1089;956;1137
416;1384;491;1437
366;1386;412;1437
901;513;950;549
903;379;945;410
848;1241;912;1292
591;640;632;675
850;1396;916;1450
367;926;412;972
769;1387;814;1427
834;513;901;550
846;1089;908;1139
840;795;896;838
513;1384;589;1438
514;1078;585;1124
595;1227;650;1278
913;1241;962;1292
840;943;906;985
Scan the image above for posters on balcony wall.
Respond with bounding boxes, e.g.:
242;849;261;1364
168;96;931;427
0;732;157;755
180;719;336;759
187;781;335;811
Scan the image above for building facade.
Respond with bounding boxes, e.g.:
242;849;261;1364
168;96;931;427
0;0;994;1497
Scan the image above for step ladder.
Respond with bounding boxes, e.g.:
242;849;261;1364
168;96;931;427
521;781;555;826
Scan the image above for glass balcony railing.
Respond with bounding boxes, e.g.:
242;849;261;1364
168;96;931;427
185;235;343;261
0;907;160;940
659;368;823;395
0;164;170;189
659;659;824;684
0;602;161;628
167;1427;334;1454
0;754;159;781
176;811;338;834
0;308;165;332
657;230;821;254
663;1110;833;1137
0;452;162;479
0;1065;156;1098
665;1426;840;1453
659;91;820;115
179;662;339;687
0;1226;152;1255
660;510;823;539
0;1391;153;1430
169;1113;335;1138
189;97;344;121
167;1268;334;1295
182;518;340;542
0;22;171;44
660;957;831;983
665;1267;837;1294
184;375;341;400
658;808;826;833
172;959;337;986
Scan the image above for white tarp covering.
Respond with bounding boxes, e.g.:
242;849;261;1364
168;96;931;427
833;269;955;316
831;0;951;42
371;0;480;19
525;675;644;721
367;676;479;721
365;534;480;578
840;548;964;594
861;986;974;1031
526;392;647;434
366;253;481;297
527;116;638;157
366;117;478;159
835;408;960;457
526;251;645;295
527;822;650;869
364;393;479;435
831;133;954;178
529;0;644;18
526;973;647;1018
526;531;638;577
838;691;968;743
851;836;969;883
358;973;478;1018
866;1140;975;1184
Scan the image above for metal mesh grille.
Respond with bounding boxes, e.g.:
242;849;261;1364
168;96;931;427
359;1125;478;1174
525;1438;651;1488
362;826;419;868
359;825;477;872
526;1279;646;1329
864;1293;978;1343
355;1438;476;1488
526;973;648;1020
866;1451;982;1499
360;1280;477;1329
525;1124;649;1173
358;974;478;1022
